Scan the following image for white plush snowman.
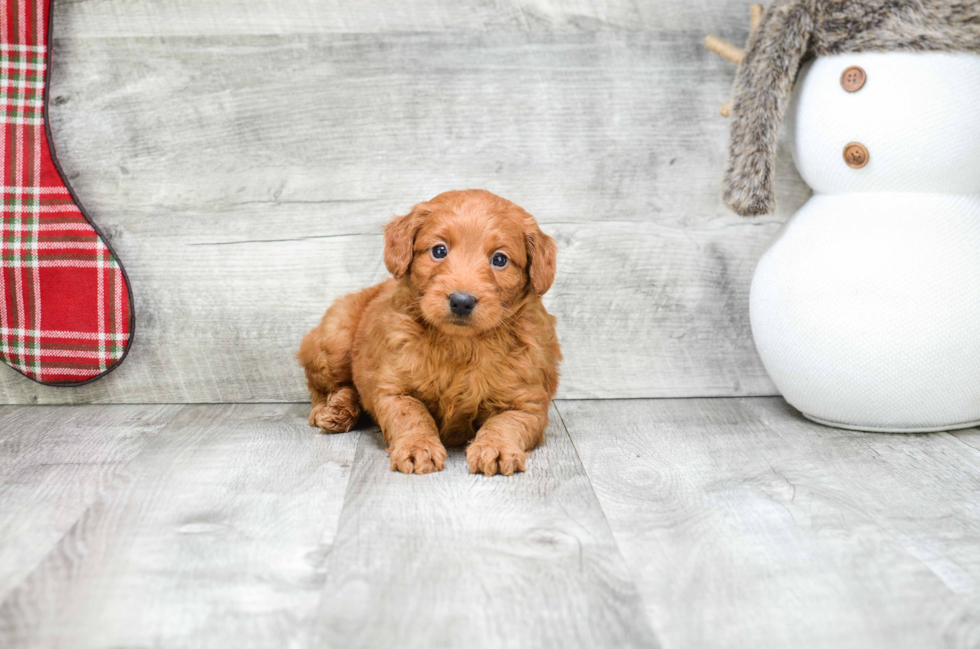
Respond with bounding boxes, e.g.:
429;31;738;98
708;1;980;432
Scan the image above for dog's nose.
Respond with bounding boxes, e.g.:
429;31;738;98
449;292;478;317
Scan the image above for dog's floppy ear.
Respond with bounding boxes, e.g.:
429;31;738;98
525;223;557;296
384;202;432;279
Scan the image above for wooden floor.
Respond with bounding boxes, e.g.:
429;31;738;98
1;399;979;648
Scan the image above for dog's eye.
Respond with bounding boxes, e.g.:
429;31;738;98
491;252;508;268
431;244;448;260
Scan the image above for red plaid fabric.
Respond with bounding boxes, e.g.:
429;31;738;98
1;0;133;385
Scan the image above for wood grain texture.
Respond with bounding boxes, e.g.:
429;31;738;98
57;0;767;36
951;428;980;454
310;406;659;649
557;398;980;649
0;404;359;648
0;404;181;601
0;11;809;403
3;401;978;647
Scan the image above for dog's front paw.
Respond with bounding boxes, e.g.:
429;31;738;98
466;436;526;476
388;435;447;475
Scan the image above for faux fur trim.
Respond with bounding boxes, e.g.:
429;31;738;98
723;0;980;217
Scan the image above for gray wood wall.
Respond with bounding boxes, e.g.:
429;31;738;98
0;0;811;404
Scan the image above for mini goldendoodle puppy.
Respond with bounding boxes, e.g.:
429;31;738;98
298;189;561;476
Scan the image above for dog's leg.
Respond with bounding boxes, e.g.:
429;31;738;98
374;395;447;475
466;403;549;476
298;285;383;433
299;331;359;434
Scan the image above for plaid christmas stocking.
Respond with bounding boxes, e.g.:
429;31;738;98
1;0;133;385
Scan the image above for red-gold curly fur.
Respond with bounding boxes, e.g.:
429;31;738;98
297;189;561;476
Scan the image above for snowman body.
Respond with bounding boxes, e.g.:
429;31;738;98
750;52;980;431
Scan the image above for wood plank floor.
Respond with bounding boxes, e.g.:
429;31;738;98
1;399;979;648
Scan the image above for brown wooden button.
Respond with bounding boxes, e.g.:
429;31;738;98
843;142;869;169
840;66;866;92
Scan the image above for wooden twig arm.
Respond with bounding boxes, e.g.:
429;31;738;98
704;35;745;65
750;3;763;30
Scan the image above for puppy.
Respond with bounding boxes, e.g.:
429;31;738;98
297;189;561;476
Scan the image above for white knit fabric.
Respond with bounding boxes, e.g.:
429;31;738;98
786;53;980;194
751;53;980;432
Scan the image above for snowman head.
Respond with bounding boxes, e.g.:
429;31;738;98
716;0;980;216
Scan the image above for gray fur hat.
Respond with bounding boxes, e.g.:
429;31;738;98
724;0;980;216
